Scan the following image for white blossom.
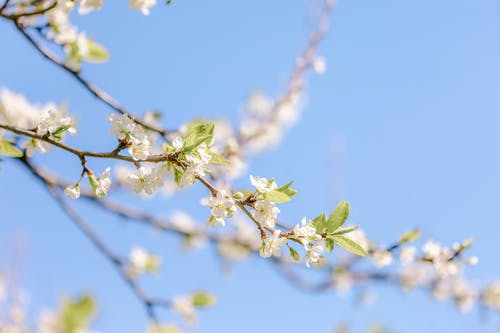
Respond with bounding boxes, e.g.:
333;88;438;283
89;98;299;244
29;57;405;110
22;138;52;157
332;270;353;294
128;133;152;161
107;113;136;140
90;167;111;198
453;279;478;313
172;136;183;150
483;281;500;310
0;88;40;129
179;144;212;187
171;295;196;325
423;240;460;277
204;190;236;227
372;249;393;267
252;199;280;228
127;166;164;195
305;245;323;267
107;114;153;160
399;246;416;265
78;0;104;14
400;265;430;291
129;0;156;15
260;230;286;258
129;246;159;276
37;310;62;333
465;256;479;266
37;107;76;139
423;240;442;259
64;184;81;199
249;175;277;193
312;56;327;74
293;217;321;244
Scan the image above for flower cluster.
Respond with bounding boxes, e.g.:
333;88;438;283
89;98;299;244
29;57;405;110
203;190;237;228
293;217;323;267
249;175;280;228
108;113;154;161
179;142;212;188
128;165;166;195
88;167;112;198
0;88;76;157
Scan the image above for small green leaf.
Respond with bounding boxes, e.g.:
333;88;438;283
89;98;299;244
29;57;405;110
265;190;290;203
331;235;367;256
326;200;350;233
61;294;95;333
192;291;216;308
276;181;297;198
331;225;359;236
173;167;183;184
325;237;335;253
399;229;421;243
84;41;109;63
51;124;72;141
288;246;300;261
208;151;230;165
311;213;327;234
183;121;215;152
0;140;22;158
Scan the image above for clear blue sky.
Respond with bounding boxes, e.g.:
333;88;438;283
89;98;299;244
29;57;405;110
2;0;500;332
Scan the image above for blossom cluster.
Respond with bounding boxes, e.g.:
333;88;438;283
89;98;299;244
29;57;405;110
0;88;76;156
239;92;302;153
329;233;497;314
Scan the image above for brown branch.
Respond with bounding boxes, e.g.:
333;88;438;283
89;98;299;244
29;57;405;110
0;0;57;19
0;123;174;163
11;22;169;138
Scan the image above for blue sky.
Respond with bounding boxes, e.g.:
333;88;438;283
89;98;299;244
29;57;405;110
2;0;500;332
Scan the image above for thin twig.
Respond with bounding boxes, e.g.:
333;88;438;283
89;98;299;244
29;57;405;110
19;157;168;323
11;22;169;138
0;0;57;19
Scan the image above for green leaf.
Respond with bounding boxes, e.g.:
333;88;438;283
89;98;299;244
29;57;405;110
84;41;109;63
208;151;230;165
183;121;215;152
0;140;22;158
61;294;95;333
326;200;350;233
51;124;72;141
325;237;335;253
331;225;359;236
311;213;327;234
331;235;367;256
265;190;290;203
276;181;297;198
399;229;421;243
288;246;300;261
192;291;216;308
145;255;160;274
173;167;183;184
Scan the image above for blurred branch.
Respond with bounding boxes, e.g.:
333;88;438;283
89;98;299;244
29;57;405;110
18;157;171;324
